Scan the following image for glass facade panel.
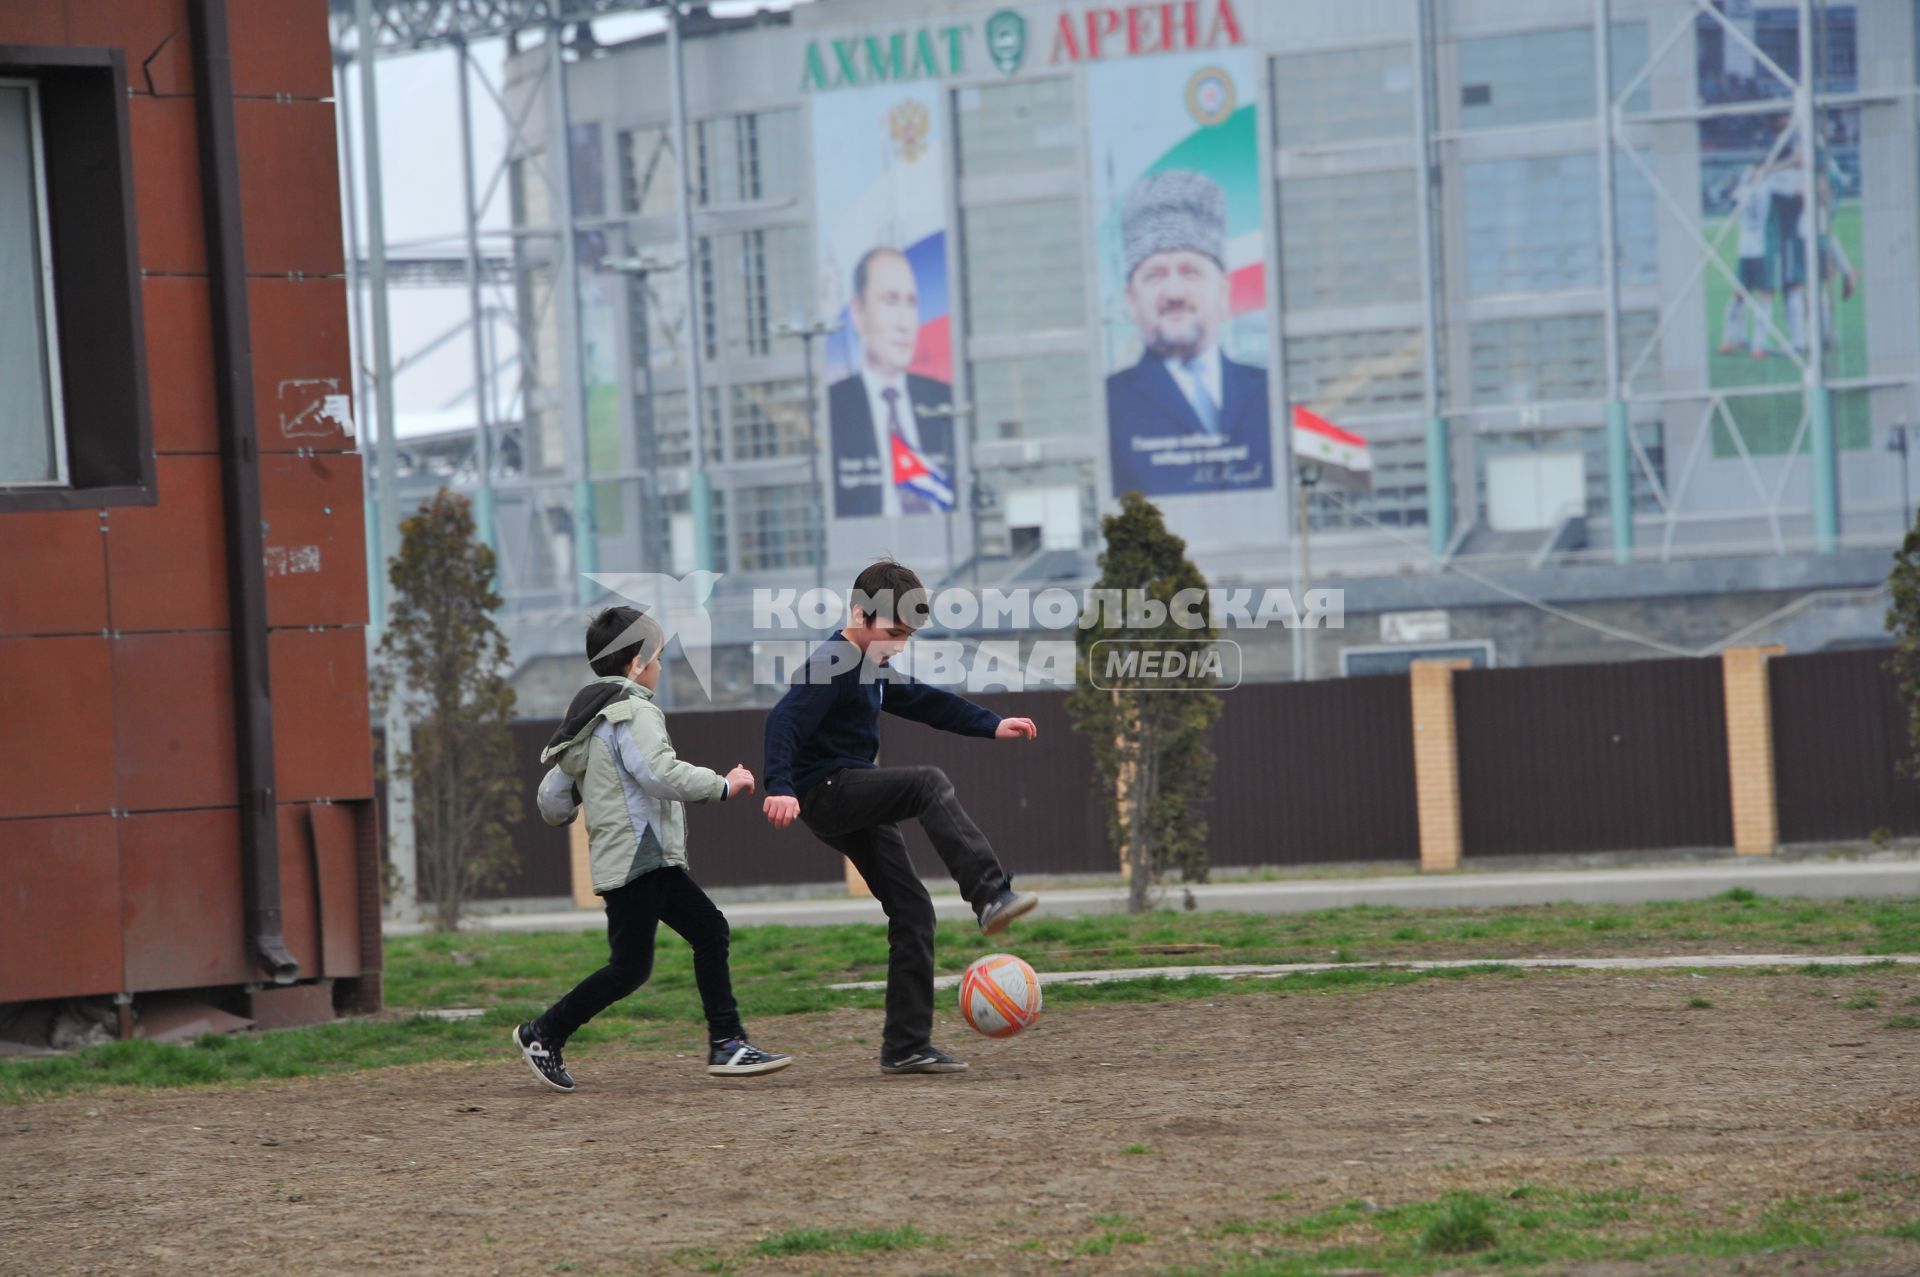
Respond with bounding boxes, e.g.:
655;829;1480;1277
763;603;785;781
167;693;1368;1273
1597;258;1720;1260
1279;170;1420;309
1462;154;1653;296
1306;434;1429;531
647;386;723;470
970;354;1092;442
729;379;813;460
0;84;59;485
1272;44;1415;147
733;482;818;571
956;78;1077;177
618;126;676;217
1284;328;1429;413
962;200;1086;336
1458;24;1650;130
694;109;801;207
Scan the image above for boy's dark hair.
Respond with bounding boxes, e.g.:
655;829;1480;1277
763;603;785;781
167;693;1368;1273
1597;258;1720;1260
850;558;930;629
587;606;665;678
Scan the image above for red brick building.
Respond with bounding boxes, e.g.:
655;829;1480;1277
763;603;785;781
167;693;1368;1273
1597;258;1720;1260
0;0;380;1034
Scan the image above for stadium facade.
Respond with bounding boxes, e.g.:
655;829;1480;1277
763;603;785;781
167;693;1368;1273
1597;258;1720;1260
457;0;1920;712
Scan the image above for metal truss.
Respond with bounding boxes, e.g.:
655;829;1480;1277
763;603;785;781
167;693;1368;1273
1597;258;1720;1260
1599;0;1917;560
328;0;668;55
359;254;517;287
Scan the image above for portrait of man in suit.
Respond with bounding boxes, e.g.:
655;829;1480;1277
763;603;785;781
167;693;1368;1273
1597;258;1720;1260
1105;170;1272;497
826;247;953;518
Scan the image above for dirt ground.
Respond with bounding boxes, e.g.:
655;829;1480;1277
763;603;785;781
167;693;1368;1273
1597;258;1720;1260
4;970;1918;1277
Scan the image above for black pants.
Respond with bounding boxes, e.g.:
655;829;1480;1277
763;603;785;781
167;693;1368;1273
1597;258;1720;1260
536;865;743;1048
800;765;1010;1060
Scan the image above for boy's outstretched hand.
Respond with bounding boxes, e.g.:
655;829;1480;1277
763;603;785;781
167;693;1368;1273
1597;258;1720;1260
726;763;755;797
995;717;1038;740
763;795;800;828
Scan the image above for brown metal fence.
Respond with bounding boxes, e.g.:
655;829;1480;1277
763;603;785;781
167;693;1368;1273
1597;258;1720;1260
436;649;1920;897
1454;658;1733;857
1770;647;1920;842
1206;678;1419;865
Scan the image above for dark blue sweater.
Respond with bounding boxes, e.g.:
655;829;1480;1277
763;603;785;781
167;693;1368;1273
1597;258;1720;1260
763;635;1003;798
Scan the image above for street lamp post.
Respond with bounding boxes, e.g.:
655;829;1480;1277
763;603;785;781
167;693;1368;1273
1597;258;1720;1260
1297;461;1321;681
606;252;680;576
918;400;972;583
775;317;838;597
1890;425;1913;536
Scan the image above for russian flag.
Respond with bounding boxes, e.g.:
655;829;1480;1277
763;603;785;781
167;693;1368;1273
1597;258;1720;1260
891;431;954;511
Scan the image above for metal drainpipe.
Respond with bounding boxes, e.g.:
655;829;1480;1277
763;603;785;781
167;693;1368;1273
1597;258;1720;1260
189;0;299;984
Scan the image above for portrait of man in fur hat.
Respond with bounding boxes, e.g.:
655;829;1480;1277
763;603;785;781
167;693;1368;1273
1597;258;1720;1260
1105;169;1272;497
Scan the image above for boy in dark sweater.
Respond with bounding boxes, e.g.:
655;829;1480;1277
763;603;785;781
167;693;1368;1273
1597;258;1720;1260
762;560;1039;1075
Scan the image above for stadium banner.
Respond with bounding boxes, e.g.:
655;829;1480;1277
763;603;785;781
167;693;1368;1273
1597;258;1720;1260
1087;48;1273;499
1696;3;1866;457
810;81;957;520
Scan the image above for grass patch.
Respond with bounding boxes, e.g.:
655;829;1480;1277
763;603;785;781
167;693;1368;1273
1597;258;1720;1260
1841;994;1880;1009
5;895;1915;1101
1885;1015;1920;1030
1075;1228;1151;1255
1122;1143;1156;1155
746;1225;935;1257
1187;1181;1910;1276
1419;1192;1498;1254
1687;996;1714;1009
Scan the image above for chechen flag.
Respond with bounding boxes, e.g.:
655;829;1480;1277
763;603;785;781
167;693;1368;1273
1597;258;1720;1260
890;431;955;511
1291;405;1373;489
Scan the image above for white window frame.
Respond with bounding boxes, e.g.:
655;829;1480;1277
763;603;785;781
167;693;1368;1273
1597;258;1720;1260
2;76;67;489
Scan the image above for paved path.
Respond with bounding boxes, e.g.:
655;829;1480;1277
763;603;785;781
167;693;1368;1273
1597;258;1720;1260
385;857;1919;936
828;952;1920;992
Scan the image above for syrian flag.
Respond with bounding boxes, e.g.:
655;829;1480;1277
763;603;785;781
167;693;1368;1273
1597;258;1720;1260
890;431;955;511
1291;405;1373;489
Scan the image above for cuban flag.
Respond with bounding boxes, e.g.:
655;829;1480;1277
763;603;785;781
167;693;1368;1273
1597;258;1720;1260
890;431;954;511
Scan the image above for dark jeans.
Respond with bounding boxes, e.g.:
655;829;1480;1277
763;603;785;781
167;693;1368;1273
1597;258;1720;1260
536;865;743;1048
800;765;1010;1060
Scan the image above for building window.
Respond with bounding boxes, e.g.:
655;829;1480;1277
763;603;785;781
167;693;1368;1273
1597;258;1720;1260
692;110;800;207
0;81;64;487
1279;170;1420;310
956;78;1077;177
1284;328;1433;415
970;355;1092;442
1272;44;1414;147
0;52;150;512
729;379;813;460
618;125;677;217
646;386;722;470
961;199;1086;336
1457;24;1650;131
653;488;728;577
1470;311;1665;405
705;226;807;360
1462;153;1654;296
1306;434;1429;531
733;482;817;571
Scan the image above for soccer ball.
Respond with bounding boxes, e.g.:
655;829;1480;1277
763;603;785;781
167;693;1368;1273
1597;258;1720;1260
958;953;1043;1038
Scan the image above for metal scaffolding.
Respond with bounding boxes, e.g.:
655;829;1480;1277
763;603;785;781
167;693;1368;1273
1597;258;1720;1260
330;0;675;915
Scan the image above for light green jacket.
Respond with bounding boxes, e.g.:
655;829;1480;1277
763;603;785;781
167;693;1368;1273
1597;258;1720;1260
540;678;727;894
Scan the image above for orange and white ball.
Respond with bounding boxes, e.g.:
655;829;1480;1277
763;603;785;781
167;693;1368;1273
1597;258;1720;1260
958;953;1043;1038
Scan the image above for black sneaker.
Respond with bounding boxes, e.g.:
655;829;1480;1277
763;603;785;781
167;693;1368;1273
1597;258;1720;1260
707;1037;793;1077
880;1044;970;1075
979;888;1039;936
513;1022;574;1092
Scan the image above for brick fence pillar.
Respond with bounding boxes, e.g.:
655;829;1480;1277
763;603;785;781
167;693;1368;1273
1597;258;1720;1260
1410;659;1473;872
1721;645;1785;856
